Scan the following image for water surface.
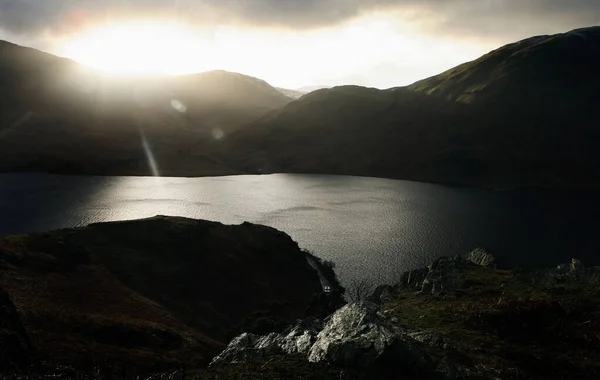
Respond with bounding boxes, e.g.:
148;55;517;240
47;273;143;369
1;173;598;286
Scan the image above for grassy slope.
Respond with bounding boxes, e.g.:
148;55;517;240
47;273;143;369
0;216;327;372
382;265;600;379
226;27;600;189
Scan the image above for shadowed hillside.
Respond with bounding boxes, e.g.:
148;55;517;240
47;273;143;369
0;216;338;372
1;27;600;188
225;27;600;189
0;41;290;177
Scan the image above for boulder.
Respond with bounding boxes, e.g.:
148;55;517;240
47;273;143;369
210;317;322;366
367;284;395;305
463;248;496;268
209;333;264;365
307;302;431;372
0;286;36;372
422;256;468;295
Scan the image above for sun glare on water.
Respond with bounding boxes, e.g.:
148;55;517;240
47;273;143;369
59;21;213;75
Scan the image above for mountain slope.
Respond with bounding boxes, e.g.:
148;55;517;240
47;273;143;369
0;42;290;176
225;27;600;188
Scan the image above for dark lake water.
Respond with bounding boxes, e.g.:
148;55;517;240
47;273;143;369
0;173;598;287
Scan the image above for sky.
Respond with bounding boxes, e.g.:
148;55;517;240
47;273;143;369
0;1;598;89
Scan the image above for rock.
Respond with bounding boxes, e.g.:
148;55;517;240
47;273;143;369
391;249;498;296
307;302;431;372
407;331;449;350
210;318;323;367
279;317;322;354
209;333;263;365
422;256;467;294
570;258;584;275
406;268;429;290
0;286;36;372
528;258;600;287
463;248;496;268
367;285;395;305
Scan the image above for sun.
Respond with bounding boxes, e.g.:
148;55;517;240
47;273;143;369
59;21;213;76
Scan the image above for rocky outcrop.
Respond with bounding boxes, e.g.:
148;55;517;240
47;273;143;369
210;318;322;366
370;248;498;304
525;258;600;287
0;286;35;372
209;251;600;379
307;303;431;371
463;248;496;268
212;302;432;376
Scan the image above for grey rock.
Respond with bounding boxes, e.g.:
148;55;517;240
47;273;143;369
406;268;429;290
210;318;322;366
407;331;449;349
209;333;263;366
279;317;322;354
392;249;498;297
308;302;431;370
463;248;496;268
422;256;467;294
367;285;395;305
528;258;600;287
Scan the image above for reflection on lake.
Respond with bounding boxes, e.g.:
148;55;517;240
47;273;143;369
1;173;598;286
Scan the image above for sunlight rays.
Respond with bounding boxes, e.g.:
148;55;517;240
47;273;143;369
54;12;495;88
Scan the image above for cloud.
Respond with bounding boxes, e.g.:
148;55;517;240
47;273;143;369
0;0;599;40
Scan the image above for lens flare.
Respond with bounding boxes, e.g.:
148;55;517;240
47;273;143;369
140;131;160;177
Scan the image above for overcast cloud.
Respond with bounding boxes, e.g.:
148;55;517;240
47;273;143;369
1;0;598;38
0;1;598;87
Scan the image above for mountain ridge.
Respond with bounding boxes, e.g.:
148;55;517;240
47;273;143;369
1;27;600;188
224;26;600;189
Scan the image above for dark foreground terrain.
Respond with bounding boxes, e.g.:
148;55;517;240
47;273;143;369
0;216;342;374
1;218;598;379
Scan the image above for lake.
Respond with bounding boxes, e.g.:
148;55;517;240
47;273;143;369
1;173;598;287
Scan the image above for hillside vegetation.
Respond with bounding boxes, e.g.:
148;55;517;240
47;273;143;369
226;27;600;189
0;216;338;373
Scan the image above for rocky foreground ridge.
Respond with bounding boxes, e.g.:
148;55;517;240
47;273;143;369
0;216;343;374
209;250;600;379
1;220;599;379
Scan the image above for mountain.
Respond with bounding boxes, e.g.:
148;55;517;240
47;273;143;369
2;27;600;188
0;216;340;371
0;41;290;176
296;85;332;93
225;27;600;188
276;87;308;99
275;86;333;99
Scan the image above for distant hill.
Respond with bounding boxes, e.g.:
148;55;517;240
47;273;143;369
275;86;333;99
0;42;290;176
276;87;308;99
296;85;332;93
225;27;600;189
2;27;600;188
